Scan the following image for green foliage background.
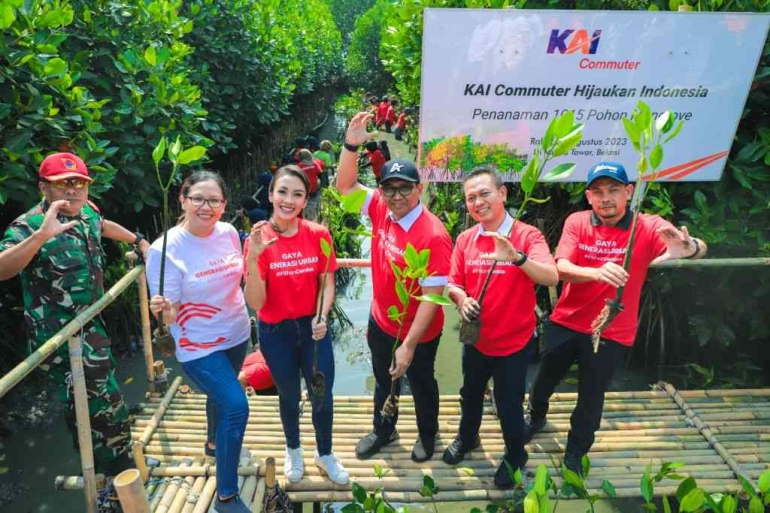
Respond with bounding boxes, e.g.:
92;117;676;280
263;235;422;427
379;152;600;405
345;0;395;93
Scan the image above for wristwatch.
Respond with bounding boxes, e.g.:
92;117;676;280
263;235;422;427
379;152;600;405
132;232;145;245
513;251;528;266
343;141;359;152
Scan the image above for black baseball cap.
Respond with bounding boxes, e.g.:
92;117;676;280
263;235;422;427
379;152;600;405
380;158;420;183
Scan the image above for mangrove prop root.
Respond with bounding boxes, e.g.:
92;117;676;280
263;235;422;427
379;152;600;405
382;393;399;420
459;315;482;346
154;327;175;357
590;299;624;352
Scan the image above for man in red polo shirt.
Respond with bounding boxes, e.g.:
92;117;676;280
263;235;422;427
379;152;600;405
445;168;558;488
336;112;453;463
375;97;390;130
525;161;707;474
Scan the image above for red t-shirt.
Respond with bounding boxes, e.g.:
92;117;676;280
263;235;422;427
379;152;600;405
365;190;453;342
297;161;323;193
367;149;386;179
242;350;275;390
244;219;337;324
450;218;555;356
549;210;672;345
396;113;407;130
376;102;389;125
386;106;395;123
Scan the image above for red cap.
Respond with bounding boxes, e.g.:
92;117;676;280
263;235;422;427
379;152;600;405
38;153;93;182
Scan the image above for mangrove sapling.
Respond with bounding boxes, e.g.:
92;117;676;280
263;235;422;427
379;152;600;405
459;110;585;346
310;237;333;401
590;101;685;352
151;136;207;357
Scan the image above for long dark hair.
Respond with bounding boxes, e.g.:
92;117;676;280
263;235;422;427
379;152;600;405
269;165;310;197
177;170;227;225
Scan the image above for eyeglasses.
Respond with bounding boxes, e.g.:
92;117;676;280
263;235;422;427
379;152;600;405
380;184;415;198
186;196;224;209
47;178;89;190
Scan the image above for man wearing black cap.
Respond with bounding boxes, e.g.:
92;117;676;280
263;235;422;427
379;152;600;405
337;112;453;462
525;161;707;473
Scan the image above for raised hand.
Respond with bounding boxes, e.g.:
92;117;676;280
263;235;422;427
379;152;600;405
652;225;698;264
38;200;78;239
248;221;278;258
345;112;378;146
479;231;522;262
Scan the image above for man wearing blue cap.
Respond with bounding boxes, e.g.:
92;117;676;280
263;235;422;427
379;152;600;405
525;161;707;474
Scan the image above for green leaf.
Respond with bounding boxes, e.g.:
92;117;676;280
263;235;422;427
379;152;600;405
663;120;685;144
552;125;585;157
177;146;207;165
662;495;672;513
418;249;430;269
720;494;737;513
459;467;474;476
342;503;365;513
680;488;705;511
668;0;680;10
562;467;584;490
601;479;616;498
641;463;654;503
404;243;420;270
542;163;576;181
387;306;400;322
553;110;575;139
538;495;551;513
395;280;409;307
650;144;663;170
373;463;383;479
352;482;367;503
676;476;696;502
0;4;15;29
43;57;67;76
758;471;770;494
5;130;32;153
534;465;549;495
341;189;368;214
169;136;182;159
363;497;375;510
638;155;648;175
520;153;538;194
581;455;591;478
152;137;167;165
738;474;757;497
655;111;671;133
542;116;558;151
144;46;157;66
523;490;539;513
623;117;641;143
748;495;764;513
390;261;403;279
514;468;523;485
415;294;453;306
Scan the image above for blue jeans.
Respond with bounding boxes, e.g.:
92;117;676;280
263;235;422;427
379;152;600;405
181;342;249;497
259;316;335;455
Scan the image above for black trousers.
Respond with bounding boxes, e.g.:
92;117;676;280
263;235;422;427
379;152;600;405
367;316;440;441
528;321;629;455
459;344;531;463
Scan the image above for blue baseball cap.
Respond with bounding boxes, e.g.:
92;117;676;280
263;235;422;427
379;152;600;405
586;162;629;186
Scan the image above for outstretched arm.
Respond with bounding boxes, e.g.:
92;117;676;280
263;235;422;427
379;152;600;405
336;112;377;196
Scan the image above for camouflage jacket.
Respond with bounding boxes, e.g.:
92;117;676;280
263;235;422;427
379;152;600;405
1;201;106;350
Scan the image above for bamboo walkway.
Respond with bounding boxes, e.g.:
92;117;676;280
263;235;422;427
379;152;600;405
130;378;770;511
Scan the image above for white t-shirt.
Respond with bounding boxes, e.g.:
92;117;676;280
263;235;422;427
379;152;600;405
146;222;250;363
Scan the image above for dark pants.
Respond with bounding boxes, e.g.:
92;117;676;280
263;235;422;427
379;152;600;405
367;317;440;442
181;341;250;497
259;316;335;455
528;321;629;455
459;344;531;463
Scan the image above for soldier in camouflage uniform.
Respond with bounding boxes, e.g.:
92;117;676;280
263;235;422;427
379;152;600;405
0;152;150;474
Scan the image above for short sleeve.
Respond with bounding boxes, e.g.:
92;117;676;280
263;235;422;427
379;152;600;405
146;245;183;304
555;214;581;262
448;235;466;290
0;222;32;252
421;229;452;288
524;228;556;266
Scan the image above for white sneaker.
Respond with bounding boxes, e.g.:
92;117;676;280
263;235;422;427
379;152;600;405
315;451;350;485
284;446;304;483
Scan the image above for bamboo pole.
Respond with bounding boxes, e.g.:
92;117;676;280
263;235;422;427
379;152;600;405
114;469;151;513
179;473;207;513
155;459;192;513
190;477;216;513
251;478;266;512
0;266;143;399
659;381;754;487
167;458;203;513
137;269;156;390
54;474;106;491
134;376;183;482
149;462;179;511
68;334;98;513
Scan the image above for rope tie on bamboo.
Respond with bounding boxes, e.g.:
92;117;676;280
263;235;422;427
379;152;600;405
186;492;200;504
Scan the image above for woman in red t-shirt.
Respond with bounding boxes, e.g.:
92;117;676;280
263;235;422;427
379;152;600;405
243;165;349;486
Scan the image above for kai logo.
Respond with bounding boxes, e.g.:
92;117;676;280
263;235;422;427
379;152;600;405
547;29;602;54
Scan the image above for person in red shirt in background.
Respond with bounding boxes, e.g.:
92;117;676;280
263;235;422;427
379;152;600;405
362;141;386;182
444;168;558;488
394;107;410;141
238;349;277;395
525;162;707;474
375;96;390;130
337;112;453;463
384;100;397;133
244;166;349;485
296;149;324;196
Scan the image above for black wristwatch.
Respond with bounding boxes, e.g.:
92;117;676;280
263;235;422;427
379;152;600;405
132;232;145;245
513;251;528;266
343;141;360;152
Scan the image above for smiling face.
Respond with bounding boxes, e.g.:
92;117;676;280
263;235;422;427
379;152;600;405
585;177;634;225
463;173;507;227
380;178;422;220
269;174;308;222
179;179;226;235
39;179;90;216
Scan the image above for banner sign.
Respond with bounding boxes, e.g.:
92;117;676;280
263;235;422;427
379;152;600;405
419;9;769;182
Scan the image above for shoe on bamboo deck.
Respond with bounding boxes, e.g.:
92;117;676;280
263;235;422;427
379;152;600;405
315;451;350;485
213;494;251;513
284;446;304;483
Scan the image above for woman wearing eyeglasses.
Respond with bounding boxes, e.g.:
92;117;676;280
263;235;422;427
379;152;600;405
243;165;349;486
146;170;252;513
